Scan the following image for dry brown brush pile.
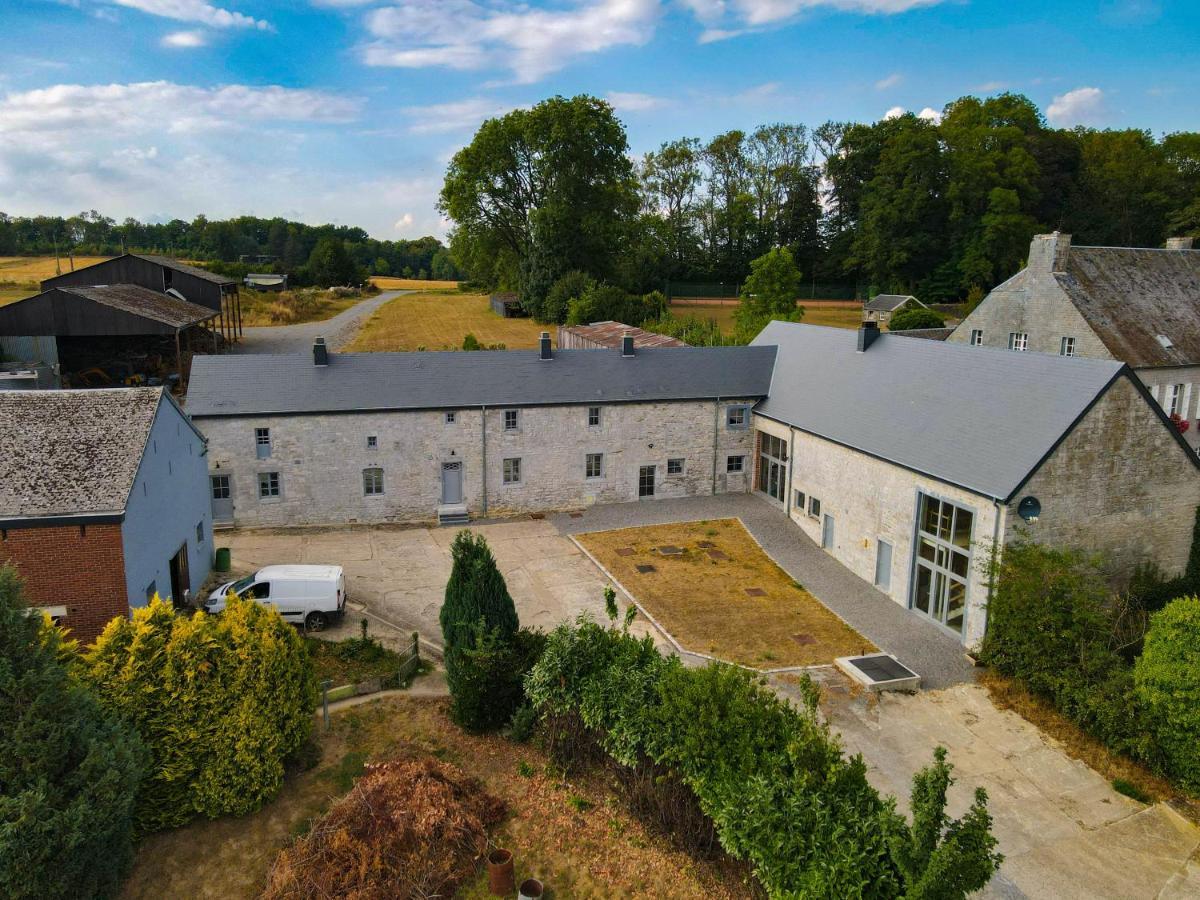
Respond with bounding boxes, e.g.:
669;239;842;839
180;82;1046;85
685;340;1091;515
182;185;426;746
262;758;506;900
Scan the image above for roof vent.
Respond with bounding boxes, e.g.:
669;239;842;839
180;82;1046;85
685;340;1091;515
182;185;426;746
1167;237;1195;251
836;653;921;692
856;321;880;352
539;331;552;361
1157;334;1175;350
313;336;329;367
621;332;635;357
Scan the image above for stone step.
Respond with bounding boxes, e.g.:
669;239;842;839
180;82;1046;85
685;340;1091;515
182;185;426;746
437;503;470;527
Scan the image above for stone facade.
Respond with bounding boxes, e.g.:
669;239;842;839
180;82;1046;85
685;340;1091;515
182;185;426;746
1007;375;1200;578
199;399;758;527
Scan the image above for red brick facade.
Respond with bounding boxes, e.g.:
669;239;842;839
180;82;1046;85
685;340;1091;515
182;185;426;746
1;523;129;645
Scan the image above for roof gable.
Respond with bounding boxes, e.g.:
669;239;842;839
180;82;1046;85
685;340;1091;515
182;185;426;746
865;294;923;312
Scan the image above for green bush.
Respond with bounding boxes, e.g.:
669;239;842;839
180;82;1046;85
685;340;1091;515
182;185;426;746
543;270;595;324
887;307;946;331
447;624;546;732
0;568;147;900
81;596;317;831
565;283;667;328
1135;597;1200;792
440;531;518;651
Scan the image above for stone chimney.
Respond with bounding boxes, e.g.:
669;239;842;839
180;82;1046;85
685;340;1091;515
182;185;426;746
313;336;329;367
621;332;635;357
1167;236;1195;250
856;321;880;352
1027;232;1072;273
539;331;552;361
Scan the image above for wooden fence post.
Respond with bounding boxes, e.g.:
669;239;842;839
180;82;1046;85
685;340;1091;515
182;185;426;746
321;678;332;731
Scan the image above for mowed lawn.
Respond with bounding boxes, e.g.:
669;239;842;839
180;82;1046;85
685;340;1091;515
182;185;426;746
578;519;873;668
370;276;460;291
669;300;864;334
120;695;749;900
347;290;546;351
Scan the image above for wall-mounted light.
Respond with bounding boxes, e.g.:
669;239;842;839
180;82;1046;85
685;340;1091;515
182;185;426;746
1018;496;1041;523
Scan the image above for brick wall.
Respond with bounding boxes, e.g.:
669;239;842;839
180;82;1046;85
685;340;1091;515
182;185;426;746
1;523;128;644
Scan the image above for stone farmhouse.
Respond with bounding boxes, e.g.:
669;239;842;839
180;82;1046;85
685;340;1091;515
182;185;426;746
863;293;926;326
0;388;212;642
949;233;1200;451
186;322;1199;647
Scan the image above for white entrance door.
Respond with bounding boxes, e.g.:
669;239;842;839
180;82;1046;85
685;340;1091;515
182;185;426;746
441;462;463;504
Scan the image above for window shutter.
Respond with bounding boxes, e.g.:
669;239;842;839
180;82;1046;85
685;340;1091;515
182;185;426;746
1183;384;1194;420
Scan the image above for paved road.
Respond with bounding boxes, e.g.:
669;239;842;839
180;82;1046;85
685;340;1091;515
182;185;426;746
232;289;409;354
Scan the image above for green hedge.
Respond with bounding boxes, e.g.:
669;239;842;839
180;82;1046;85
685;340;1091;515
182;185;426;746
525;616;1001;898
1135;597;1200;792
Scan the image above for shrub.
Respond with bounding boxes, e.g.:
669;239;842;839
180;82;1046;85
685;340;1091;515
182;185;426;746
81;595;317;831
888;307;946;331
462;332;481;351
544;270;595;324
262;758;506;899
440;531;518;651
447;624;546;732
1134;596;1200;792
0;568;147;900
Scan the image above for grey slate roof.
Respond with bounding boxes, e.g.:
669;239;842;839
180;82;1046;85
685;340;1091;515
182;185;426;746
1053;246;1200;367
186;345;777;418
133;254;236;286
865;294;923;312
59;284;218;328
751;321;1127;500
0;387;163;520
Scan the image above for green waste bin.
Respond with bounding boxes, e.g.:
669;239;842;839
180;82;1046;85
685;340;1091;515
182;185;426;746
214;547;231;573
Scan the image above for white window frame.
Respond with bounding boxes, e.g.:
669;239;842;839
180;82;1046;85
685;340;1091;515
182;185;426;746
667;457;685;475
363;467;385;496
1008;332;1028;352
366;435;378;449
726;454;745;473
585;452;604;479
1060;336;1075;357
258;471;281;499
1167;383;1185;417
587;406;601;428
502;457;521;485
445;411;457;425
808;496;821;519
503;409;519;432
969;329;983;347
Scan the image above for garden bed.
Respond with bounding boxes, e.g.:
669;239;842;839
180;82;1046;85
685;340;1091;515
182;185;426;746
577;519;873;668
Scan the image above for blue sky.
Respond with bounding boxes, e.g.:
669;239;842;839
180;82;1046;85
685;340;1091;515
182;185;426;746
1;0;1196;240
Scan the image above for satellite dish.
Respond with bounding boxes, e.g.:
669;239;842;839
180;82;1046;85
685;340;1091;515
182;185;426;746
1018;496;1041;523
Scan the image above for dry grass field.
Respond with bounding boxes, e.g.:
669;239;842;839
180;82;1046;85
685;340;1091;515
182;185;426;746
370;276;460;291
669;300;864;334
239;288;361;327
578;519;873;668
347;290;546;352
0;255;112;286
120;694;749;899
0;287;33;306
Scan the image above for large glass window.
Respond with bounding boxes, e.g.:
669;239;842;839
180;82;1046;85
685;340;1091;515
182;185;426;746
755;431;788;503
586;453;604;478
503;457;521;484
363;467;384;496
911;494;973;635
258;471;280;498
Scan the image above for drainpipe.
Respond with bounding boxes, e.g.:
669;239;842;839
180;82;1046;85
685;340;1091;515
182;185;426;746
711;397;721;495
785;426;796;517
480;405;488;516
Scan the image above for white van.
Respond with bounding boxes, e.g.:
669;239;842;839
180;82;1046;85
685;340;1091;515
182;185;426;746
205;565;346;631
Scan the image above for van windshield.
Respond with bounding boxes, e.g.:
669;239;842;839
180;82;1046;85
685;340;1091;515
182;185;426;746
228;574;256;595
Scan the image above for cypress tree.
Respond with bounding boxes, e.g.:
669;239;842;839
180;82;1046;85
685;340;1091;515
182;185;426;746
0;567;147;900
440;530;518;652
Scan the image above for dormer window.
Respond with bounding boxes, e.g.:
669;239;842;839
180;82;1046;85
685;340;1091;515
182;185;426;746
1157;334;1175;350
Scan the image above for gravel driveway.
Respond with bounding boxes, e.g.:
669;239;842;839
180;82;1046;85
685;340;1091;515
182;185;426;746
232;289;408;354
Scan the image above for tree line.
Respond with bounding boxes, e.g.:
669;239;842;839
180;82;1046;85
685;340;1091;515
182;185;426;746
0;211;461;282
441;94;1200;311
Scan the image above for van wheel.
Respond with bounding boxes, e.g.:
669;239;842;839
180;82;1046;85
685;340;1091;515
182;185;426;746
305;611;328;632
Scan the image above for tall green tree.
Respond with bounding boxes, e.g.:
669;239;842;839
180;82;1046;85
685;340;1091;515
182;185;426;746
304;237;363;287
439;531;519;651
0;568;147;900
737;247;803;338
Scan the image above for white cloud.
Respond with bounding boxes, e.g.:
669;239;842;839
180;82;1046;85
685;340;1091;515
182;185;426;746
883;105;906;119
606;90;667;112
975;80;1006;93
917;106;941;123
111;0;271;29
875;72;902;90
684;0;948;41
394;212;415;230
161;29;208;47
401;97;512;134
1046;86;1106;126
363;0;661;84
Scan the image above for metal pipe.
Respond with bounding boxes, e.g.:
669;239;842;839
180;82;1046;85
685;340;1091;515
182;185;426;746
480;405;488;516
711;397;720;495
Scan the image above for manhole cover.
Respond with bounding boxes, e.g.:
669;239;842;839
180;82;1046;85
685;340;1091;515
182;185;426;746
792;633;816;646
706;550;728;560
697;541;715;549
636;564;657;574
569;512;583;519
615;547;635;557
658;545;683;555
744;587;766;597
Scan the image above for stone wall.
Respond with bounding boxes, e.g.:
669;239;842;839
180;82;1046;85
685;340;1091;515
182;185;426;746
1007;374;1200;579
198;398;757;527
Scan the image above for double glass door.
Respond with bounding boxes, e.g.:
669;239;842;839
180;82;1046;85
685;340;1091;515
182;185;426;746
756;432;788;503
911;494;973;635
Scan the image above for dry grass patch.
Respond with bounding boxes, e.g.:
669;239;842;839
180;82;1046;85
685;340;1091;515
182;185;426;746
577;519;873;668
668;301;864;334
239;288;361;327
120;694;748;899
0;255;113;285
0;287;33;306
371;276;460;291
347;290;547;352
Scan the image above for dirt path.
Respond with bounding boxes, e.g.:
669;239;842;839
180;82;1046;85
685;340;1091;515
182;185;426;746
233;290;410;354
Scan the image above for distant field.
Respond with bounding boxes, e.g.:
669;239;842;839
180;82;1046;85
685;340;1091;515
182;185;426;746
669;300;864;333
239;288;361;327
0;256;112;286
0;288;34;306
370;277;460;291
347;291;546;352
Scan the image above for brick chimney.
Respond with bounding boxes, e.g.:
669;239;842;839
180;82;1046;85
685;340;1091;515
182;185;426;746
1028;232;1072;273
1167;236;1195;250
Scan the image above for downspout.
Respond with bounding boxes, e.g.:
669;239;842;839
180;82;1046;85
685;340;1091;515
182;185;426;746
480;405;488;516
711;397;721;495
785;426;796;517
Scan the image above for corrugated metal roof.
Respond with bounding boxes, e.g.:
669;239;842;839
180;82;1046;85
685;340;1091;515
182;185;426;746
1055;246;1200;367
751;321;1126;500
865;294;921;312
0;387;162;519
132;254;236;286
60;284;218;328
186;345;776;417
561;321;687;349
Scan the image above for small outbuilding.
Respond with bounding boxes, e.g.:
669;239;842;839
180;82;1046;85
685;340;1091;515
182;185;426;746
557;321;687;350
489;292;526;318
863;294;926;325
244;273;288;292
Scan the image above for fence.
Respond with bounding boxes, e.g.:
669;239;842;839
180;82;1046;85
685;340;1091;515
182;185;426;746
319;632;421;730
665;281;866;302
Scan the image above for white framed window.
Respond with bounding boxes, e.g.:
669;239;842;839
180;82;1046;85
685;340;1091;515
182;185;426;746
258;471;280;498
726;455;745;473
255;427;271;458
1167;383;1185;417
363;467;384;496
726;405;749;429
445;411;457;425
586;453;604;479
794;489;806;510
808;496;821;518
504;409;519;432
969;329;983;346
667;458;684;475
211;474;230;500
1008;332;1028;352
366;435;378;449
587;406;601;427
503;457;521;484
1060;336;1075;357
